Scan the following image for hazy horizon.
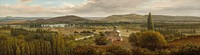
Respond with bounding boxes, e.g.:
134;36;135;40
0;0;200;17
1;13;200;17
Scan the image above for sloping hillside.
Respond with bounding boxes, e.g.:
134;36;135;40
100;14;145;22
31;15;91;23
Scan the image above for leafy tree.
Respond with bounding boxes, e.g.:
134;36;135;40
52;33;65;55
139;31;167;50
15;45;21;55
129;31;167;50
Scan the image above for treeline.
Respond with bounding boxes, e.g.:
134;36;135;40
155;28;196;41
0;28;96;55
79;22;135;26
141;23;200;29
0;33;67;55
0;28;68;55
0;28;129;55
141;27;197;41
26;22;137;28
11;28;58;41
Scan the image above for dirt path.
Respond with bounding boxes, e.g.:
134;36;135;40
75;35;94;41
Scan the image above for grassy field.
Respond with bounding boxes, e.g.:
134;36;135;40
35;26;141;37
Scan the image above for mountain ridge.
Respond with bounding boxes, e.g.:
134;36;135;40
100;13;200;22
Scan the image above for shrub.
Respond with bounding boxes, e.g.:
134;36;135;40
129;31;167;50
70;46;96;55
106;45;132;55
99;32;106;36
94;36;109;45
129;32;141;46
155;49;172;55
177;44;200;55
132;47;155;55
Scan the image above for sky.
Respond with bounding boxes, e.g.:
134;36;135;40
0;0;200;17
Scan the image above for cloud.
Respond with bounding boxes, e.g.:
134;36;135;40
69;0;149;16
0;0;199;17
66;0;200;16
0;4;66;17
19;0;32;2
139;0;200;16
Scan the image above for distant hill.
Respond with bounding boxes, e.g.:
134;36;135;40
2;14;200;24
0;17;51;22
30;15;91;23
100;14;145;22
100;14;200;23
0;17;52;24
148;15;200;22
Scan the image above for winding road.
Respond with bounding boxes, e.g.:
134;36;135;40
75;35;94;41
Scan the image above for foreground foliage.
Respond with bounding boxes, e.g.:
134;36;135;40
129;31;167;50
0;27;200;55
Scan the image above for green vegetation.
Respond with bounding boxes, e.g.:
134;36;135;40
95;36;109;45
70;45;131;55
130;13;167;50
94;32;109;45
105;45;131;55
11;28;57;41
0;27;95;55
177;44;200;55
129;31;167;50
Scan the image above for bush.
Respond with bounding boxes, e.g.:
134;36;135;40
129;31;167;50
99;32;106;36
129;32;141;46
155;49;172;55
94;36;109;45
106;45;132;55
177;44;200;55
132;47;155;55
70;46;96;55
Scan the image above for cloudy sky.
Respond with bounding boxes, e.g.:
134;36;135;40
0;0;199;17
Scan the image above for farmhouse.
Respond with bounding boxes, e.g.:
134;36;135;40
105;26;123;42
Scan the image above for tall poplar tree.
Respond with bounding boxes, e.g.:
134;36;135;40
147;12;154;30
